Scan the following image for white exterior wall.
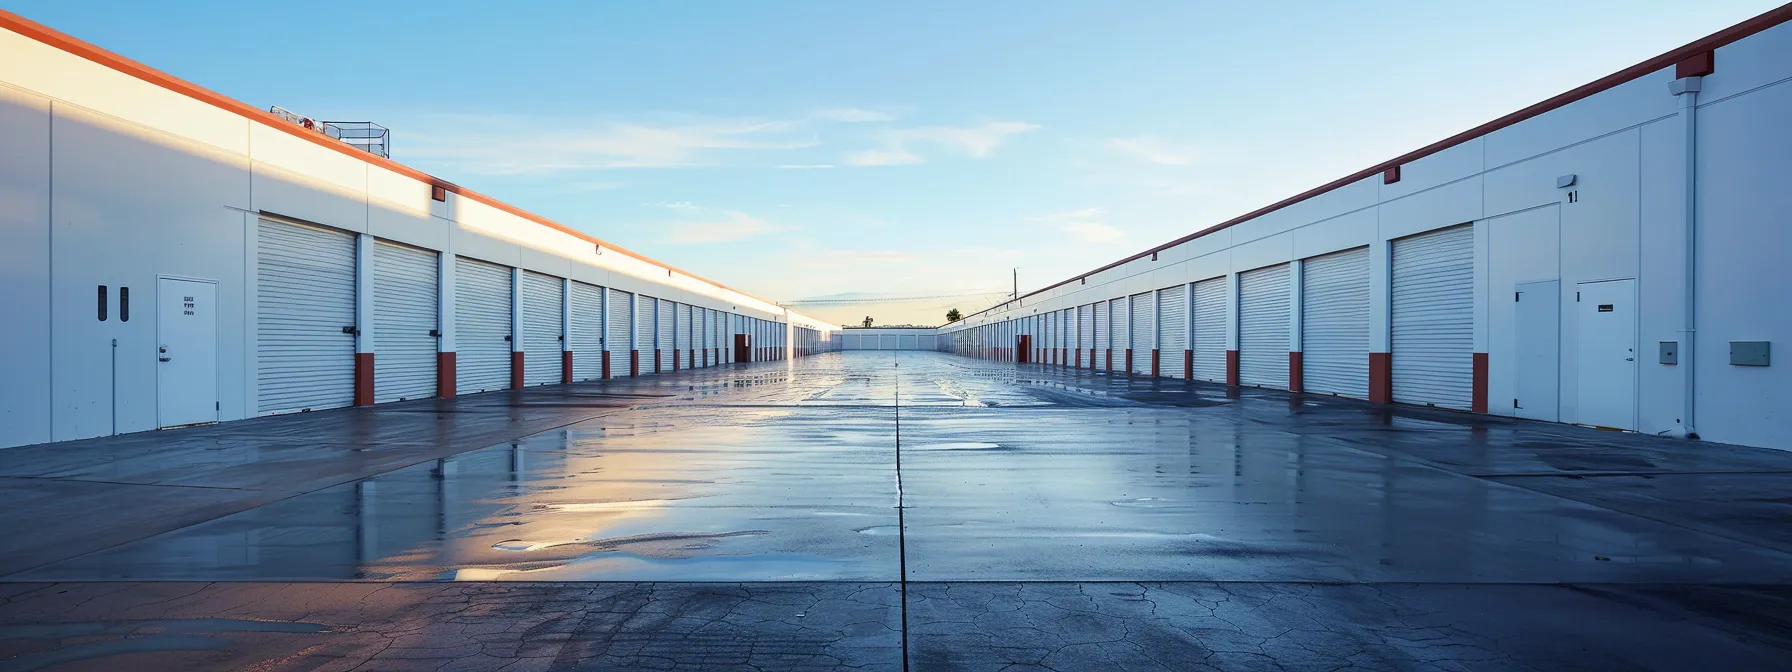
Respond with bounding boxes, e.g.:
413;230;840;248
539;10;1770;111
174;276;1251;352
0;19;831;449
936;18;1792;450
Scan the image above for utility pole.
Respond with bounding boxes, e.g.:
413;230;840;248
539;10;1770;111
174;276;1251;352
1012;268;1018;300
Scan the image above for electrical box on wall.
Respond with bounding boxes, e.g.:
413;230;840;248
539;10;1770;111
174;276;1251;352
1730;341;1771;366
1659;341;1678;364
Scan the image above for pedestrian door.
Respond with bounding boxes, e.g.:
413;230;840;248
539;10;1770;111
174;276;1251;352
158;277;217;427
1576;279;1637;430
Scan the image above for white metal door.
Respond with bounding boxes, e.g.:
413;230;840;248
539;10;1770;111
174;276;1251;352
1158;286;1187;377
1094;302;1111;369
609;289;633;365
678;303;693;366
902;334;918;350
1077;305;1094;363
372;240;438;403
881;334;898;350
1129;293;1151;373
635;297;656;371
520;272;561;386
454;257;512;394
1300;248;1369;397
1193;277;1227;382
1514;280;1560;421
570;281;604;381
1392;225;1474;409
157;277;216;427
1576;279;1636;429
1239;264;1290;388
656;300;675;370
257;219;356;415
1110;298;1128;370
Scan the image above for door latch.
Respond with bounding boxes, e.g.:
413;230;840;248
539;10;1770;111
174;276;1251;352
158;345;170;362
342;326;359;335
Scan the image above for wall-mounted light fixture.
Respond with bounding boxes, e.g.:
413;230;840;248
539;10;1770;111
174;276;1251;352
1557;174;1578;188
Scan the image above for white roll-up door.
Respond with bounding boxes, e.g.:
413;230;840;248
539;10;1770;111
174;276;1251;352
608;290;633;363
569;281;604;381
656;301;675;370
1077;304;1094;358
1302;247;1370;397
634;297;656;371
1093;302;1111;369
1110;299;1128;370
1392;225;1474;409
372;240;438;403
902;334;918;350
1192;277;1227;382
454;257;512;394
1129;293;1152;373
676;303;692;362
256;218;357;415
520;272;562;387
1158;286;1187;377
1239;264;1291;389
878;334;895;350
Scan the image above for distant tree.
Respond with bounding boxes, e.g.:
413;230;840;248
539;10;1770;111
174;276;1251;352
946;308;962;323
862;316;874;328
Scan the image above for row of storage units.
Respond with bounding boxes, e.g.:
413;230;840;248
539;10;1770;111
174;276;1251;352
839;331;939;351
254;217;792;416
942;225;1474;409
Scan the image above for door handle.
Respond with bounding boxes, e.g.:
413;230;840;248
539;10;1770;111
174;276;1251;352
158;345;171;362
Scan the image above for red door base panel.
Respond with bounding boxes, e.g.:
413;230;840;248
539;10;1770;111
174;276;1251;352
1183;350;1193;379
1225;350;1240;386
1151;350;1160;377
1369;352;1391;404
1472;352;1489;413
630;350;640;377
654;349;662;373
1289;351;1303;393
437;352;456;398
511;352;525;389
1105;350;1113;372
354;352;374;406
562;351;574;384
673;349;680;372
602;351;612;379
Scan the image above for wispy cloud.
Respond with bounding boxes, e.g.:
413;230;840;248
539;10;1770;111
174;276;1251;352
778;164;837;169
813;107;894;123
401;114;815;174
663;210;792;245
1106;135;1200;165
1037;207;1125;243
566;180;625;193
845;121;1040;166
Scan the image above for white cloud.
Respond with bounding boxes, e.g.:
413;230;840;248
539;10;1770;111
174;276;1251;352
844;120;1040;166
1107;135;1200;165
663;211;792;244
566;180;625;192
778;164;837;169
813;108;895;123
1037;207;1125;243
400;114;815;174
845;148;924;166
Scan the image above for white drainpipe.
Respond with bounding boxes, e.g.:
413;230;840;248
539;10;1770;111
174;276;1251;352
1671;75;1701;439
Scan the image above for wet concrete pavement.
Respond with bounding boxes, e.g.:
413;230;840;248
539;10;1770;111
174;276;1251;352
2;351;1791;670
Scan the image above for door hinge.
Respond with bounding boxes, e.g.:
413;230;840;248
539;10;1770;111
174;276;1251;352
1515;292;1520;301
1514;398;1520;408
1576;292;1581;301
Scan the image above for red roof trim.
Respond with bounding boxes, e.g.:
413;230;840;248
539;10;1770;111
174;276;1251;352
964;2;1792;322
0;10;766;304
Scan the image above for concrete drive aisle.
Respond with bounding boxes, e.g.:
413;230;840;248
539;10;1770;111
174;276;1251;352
1;352;1791;670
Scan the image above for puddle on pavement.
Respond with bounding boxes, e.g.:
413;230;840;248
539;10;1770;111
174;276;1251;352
909;442;1006;451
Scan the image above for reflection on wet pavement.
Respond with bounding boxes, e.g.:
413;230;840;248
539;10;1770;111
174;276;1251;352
5;351;1792;669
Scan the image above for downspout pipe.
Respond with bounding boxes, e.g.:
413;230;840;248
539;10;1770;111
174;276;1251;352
1670;75;1701;440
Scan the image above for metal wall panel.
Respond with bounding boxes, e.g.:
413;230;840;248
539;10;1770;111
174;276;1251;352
1158;285;1187;377
454;257;512;394
520;271;562;386
256;219;357;414
372;240;438;403
1130;292;1152;373
569;281;604;381
1301;247;1370;397
1239;264;1291;388
1193;277;1228;382
1392;225;1475;409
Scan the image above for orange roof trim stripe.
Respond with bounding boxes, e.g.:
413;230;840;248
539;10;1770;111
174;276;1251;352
0;9;764;305
959;2;1792;323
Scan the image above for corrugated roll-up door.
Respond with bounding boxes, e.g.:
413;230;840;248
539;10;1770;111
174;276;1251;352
1192;277;1227;382
1392;225;1474;409
1302;247;1370;397
902;334;918;350
520;271;562;386
1110;299;1128;370
1077;304;1094;356
1239;264;1291;388
371;240;438;403
1130;292;1152;373
843;334;860;350
881;334;898;350
454;257;512;394
608;290;633;362
677;303;693;360
656;301;675;370
256;218;357;415
1093;302;1111;369
569;281;604;381
634;297;656;370
1158;286;1187;377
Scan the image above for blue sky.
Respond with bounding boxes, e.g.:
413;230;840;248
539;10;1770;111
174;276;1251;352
11;0;1781;325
